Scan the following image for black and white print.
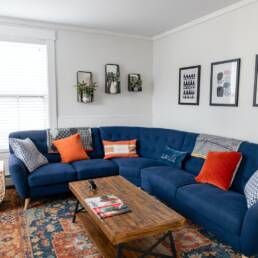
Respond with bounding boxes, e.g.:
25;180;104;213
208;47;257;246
105;64;121;94
179;65;201;105
253;55;258;106
210;59;240;106
128;74;142;92
77;71;92;84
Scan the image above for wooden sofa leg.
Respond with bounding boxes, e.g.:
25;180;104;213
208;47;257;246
24;198;31;210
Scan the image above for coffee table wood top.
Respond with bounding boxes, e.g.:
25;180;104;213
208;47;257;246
69;176;185;245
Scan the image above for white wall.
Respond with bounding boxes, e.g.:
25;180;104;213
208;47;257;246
56;30;153;127
0;19;153;129
153;2;258;143
0;20;153;178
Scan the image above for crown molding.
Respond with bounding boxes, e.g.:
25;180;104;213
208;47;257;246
0;16;152;41
0;23;55;40
153;0;258;40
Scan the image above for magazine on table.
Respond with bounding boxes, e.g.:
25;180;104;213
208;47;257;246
85;194;131;219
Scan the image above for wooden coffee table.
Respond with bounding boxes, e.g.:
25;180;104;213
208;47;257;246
69;176;185;258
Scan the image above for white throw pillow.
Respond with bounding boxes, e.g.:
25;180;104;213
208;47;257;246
9;138;48;172
244;170;258;208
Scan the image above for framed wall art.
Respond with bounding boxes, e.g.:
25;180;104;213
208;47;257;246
128;74;142;92
210;59;240;106
253;55;258;106
178;65;201;105
76;71;97;103
105;64;121;94
77;71;92;84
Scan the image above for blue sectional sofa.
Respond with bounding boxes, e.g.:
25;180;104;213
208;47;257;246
8;126;258;257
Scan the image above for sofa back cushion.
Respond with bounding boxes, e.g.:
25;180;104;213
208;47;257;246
100;126;141;143
138;127;186;159
179;133;205;176
231;142;258;193
184;156;205;176
9;130;47;153
100;126;197;161
89;128;104;159
9;128;103;162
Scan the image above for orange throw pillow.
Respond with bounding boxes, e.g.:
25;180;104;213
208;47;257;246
195;151;242;191
52;133;89;163
103;139;139;159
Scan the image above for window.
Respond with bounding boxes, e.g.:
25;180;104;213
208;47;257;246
0;41;49;150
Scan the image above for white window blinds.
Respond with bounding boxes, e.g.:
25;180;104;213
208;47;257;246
0;41;49;150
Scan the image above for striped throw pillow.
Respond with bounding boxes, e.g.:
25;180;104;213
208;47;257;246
103;139;139;159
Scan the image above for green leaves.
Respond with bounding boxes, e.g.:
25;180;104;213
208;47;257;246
75;81;98;96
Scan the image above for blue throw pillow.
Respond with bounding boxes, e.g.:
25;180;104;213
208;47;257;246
159;146;187;168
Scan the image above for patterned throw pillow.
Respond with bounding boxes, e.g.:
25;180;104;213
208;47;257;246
47;128;93;153
103;139;139;159
244;170;258;208
9;138;48;172
159;146;187;168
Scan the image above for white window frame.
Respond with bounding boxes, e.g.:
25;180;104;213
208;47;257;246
0;25;57;153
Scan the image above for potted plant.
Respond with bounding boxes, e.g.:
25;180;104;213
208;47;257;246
75;81;98;103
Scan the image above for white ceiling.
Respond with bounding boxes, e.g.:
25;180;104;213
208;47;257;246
0;0;244;37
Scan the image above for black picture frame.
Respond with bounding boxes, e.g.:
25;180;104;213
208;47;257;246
105;64;121;94
210;58;240;107
253;55;258;106
77;71;92;84
178;65;201;105
128;73;142;92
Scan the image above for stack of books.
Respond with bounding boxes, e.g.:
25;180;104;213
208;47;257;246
85;194;131;219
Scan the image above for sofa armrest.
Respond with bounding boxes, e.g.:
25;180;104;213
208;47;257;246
240;202;258;256
8;154;30;199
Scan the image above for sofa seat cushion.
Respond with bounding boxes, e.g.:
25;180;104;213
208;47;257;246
112;157;164;178
72;159;118;180
176;184;247;235
141;166;196;204
28;163;76;187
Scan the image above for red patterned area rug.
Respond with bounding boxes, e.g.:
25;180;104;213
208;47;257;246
0;189;246;258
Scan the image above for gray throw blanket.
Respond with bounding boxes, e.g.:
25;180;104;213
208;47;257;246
47;127;93;153
191;134;242;159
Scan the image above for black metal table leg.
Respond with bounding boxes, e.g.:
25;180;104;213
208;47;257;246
116;244;123;258
139;231;171;258
168;230;177;258
114;231;178;258
72;200;79;223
